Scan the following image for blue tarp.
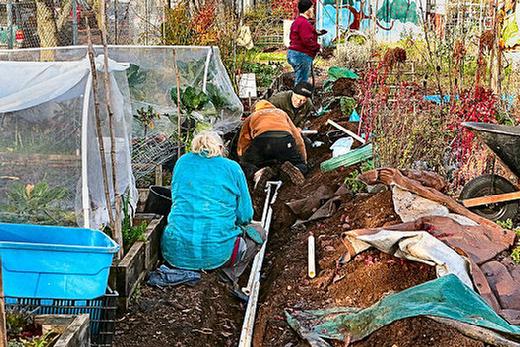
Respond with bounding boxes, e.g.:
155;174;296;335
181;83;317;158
286;275;520;346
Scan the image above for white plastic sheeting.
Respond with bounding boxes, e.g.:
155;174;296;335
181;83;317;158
0;54;136;229
392;186;479;226
0;46;243;134
0;46;243;182
344;229;474;288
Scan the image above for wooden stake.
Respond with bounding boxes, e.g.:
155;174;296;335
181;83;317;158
462;190;520;208
0;258;6;347
173;48;182;158
100;0;123;259
86;17;115;227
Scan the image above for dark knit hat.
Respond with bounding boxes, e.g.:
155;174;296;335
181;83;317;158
298;0;313;14
293;81;314;97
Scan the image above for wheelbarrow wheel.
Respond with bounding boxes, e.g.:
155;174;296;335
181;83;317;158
460;174;519;222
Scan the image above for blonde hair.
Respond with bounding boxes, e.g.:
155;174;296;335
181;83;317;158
191;130;225;158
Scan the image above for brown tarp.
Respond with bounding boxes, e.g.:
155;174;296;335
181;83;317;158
345;168;520;324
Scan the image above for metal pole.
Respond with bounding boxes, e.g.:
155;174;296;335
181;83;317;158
6;0;13;49
72;0;78;45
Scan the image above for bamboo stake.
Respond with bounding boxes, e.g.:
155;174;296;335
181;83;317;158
100;0;123;259
86;17;115;227
173;48;182;158
0;258;7;347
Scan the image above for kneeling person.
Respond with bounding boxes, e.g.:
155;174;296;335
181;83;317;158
269;81;314;128
237;100;308;187
161;131;264;284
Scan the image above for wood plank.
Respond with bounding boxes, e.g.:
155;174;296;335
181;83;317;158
462;191;520;207
0;152;80;167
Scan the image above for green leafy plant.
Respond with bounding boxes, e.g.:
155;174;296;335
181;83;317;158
169;86;213;152
344;170;366;194
170;86;210;116
6;308;58;347
344;160;374;194
127;64;146;88
340;97;357;117
241;62;282;89
6;308;34;338
1;182;73;225
122;222;147;253
176;58;210;85
121;194;147;253
497;218;515;230
23;332;59;347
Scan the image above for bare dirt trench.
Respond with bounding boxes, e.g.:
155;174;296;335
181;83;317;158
114;141;484;347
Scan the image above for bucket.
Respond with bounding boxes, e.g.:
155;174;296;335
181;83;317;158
144;185;172;216
0;222;119;300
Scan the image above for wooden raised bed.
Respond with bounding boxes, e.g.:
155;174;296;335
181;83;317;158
35;314;90;347
109;213;166;310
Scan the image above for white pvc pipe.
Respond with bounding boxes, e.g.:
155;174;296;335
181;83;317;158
301;129;318;135
80;74;92;229
326;119;366;144
202;48;213;93
239;208;273;347
0;45;217;53
245;184;273;295
239;181;281;347
308;234;316;278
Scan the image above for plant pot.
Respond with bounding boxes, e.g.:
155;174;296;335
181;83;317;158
144;185;172;216
109;213;166;311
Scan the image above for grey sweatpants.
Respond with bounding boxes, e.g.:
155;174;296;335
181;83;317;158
221;223;266;283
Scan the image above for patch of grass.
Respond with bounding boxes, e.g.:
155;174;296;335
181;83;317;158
123;222;148;253
255;51;288;63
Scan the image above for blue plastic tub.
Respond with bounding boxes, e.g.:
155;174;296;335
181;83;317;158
0;223;119;300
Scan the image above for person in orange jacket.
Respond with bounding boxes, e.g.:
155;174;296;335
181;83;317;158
237;100;307;187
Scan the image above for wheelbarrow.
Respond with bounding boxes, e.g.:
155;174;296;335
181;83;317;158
460;122;520;221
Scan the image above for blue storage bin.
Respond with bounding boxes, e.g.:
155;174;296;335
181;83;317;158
0;222;119;300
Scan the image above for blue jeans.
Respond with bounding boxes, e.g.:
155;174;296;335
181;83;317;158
288;49;313;85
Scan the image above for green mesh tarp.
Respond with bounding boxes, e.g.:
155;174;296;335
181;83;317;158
323;67;359;93
286;275;520;346
327;66;359;81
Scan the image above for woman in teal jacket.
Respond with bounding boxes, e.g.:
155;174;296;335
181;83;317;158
161;131;263;282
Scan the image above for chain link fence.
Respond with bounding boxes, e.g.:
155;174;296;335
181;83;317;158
0;0;166;49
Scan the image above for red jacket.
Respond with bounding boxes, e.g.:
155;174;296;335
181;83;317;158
289;16;320;58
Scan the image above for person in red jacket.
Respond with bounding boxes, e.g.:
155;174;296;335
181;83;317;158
288;0;325;85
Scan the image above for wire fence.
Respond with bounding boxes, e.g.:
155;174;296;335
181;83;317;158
0;0;166;49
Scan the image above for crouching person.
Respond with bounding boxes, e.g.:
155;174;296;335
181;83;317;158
161;131;265;284
237;100;308;187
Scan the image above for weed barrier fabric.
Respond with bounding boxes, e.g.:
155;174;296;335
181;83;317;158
286;275;520;346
